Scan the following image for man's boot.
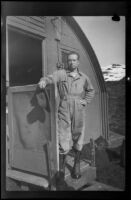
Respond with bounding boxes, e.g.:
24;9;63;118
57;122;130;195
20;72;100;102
71;150;82;179
59;153;67;179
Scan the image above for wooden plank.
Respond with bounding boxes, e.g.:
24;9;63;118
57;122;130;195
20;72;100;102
42;39;47;76
17;16;46;26
30;17;46;28
7;18;46;38
82;181;123;191
8;16;46;33
6;124;10;170
108;131;125;148
8;84;37;93
6;169;49;188
48;84;58;174
31;16;46;24
7;88;14;165
6;22;9;86
11;149;49;175
65;155;96;190
65;166;96;190
7;23;44;41
26;17;45;29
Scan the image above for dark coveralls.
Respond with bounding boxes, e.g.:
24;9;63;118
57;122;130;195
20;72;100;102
41;69;95;154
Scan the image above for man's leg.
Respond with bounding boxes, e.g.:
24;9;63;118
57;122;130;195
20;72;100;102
57;101;72;179
71;148;82;179
71;100;86;179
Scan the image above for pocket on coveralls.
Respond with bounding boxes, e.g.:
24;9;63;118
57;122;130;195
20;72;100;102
79;100;86;110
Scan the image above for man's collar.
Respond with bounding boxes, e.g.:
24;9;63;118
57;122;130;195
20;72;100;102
66;68;82;77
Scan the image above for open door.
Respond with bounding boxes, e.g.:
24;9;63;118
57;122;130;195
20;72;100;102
7;84;57;178
6;26;58;179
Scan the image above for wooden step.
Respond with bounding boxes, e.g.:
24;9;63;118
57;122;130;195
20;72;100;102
6;169;49;189
64;155;96;190
82;181;123;191
108;131;125;148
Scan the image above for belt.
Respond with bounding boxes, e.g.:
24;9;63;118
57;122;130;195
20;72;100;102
67;94;81;97
60;93;81;100
68;93;81;97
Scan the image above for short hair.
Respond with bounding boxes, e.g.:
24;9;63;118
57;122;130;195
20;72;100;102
67;51;80;60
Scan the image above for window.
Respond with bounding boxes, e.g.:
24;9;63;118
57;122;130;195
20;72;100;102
61;51;70;70
8;27;42;86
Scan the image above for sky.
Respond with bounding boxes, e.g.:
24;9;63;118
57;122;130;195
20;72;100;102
74;16;125;67
74;16;125;81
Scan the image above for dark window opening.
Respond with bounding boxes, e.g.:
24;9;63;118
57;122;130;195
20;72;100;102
61;51;70;70
8;27;42;86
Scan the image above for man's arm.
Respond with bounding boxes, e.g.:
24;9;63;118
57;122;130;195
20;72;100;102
38;69;65;89
80;76;95;106
38;76;52;88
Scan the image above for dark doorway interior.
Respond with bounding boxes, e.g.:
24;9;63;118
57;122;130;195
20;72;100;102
8;27;42;86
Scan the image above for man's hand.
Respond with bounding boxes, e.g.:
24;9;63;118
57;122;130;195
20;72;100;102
80;99;87;106
38;79;46;89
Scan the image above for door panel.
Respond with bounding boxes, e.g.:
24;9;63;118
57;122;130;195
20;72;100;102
8;84;57;176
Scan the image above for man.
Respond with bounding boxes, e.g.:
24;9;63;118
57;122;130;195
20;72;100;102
38;52;95;179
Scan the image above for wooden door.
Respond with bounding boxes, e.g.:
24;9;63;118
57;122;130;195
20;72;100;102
8;84;57;178
7;25;57;178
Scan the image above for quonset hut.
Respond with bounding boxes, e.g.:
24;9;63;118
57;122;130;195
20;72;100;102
6;16;109;188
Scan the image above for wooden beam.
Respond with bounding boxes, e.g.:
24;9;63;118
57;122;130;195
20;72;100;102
82;181;123;191
65;155;96;190
6;169;49;189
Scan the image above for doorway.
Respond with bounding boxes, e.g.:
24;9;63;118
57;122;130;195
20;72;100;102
8;26;43;86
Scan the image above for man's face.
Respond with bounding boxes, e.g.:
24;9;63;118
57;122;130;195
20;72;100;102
68;54;79;71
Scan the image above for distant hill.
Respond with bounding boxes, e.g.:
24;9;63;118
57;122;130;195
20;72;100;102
102;64;125;81
106;77;125;97
105;77;125;135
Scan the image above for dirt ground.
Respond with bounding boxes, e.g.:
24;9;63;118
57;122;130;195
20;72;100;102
95;146;125;190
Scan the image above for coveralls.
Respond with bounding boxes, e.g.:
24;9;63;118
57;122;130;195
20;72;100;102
40;69;95;154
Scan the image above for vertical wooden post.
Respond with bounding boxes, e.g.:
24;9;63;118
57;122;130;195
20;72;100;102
90;138;95;167
46;142;56;191
6;19;9;87
42;39;47;76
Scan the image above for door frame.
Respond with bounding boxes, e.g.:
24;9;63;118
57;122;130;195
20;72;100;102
6;16;58;177
6;16;47;87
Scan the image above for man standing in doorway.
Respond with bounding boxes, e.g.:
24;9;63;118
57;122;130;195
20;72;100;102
38;52;95;180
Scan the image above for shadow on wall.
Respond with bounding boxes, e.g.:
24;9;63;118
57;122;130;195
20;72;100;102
27;86;51;124
14;86;51;149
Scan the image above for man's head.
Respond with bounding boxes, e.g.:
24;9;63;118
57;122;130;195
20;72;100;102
67;52;80;71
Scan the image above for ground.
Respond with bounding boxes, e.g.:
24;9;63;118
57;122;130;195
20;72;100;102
95;146;125;190
95;78;125;190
